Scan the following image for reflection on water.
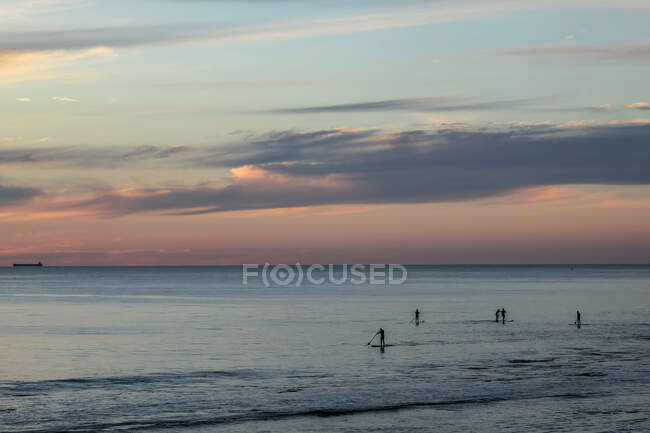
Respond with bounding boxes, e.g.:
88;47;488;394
1;266;649;432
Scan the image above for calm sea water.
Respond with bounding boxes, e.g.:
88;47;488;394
1;266;649;432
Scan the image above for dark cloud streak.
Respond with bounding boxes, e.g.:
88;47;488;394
270;96;541;114
0;24;217;51
493;41;650;62
0;184;42;207
0;145;190;168
52;123;650;216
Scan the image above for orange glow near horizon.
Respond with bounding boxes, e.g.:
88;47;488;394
2;185;649;265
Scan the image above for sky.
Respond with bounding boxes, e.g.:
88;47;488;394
1;0;650;265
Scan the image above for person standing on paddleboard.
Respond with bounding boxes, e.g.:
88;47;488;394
501;308;507;324
414;309;421;326
495;309;500;323
576;310;582;328
368;328;386;348
374;328;385;348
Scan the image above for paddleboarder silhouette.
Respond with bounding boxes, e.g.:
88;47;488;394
368;328;386;349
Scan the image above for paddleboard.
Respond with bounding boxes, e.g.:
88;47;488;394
370;344;395;347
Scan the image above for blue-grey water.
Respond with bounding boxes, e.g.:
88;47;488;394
1;266;649;432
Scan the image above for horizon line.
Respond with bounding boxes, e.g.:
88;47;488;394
3;263;650;268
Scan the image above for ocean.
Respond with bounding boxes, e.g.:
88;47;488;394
1;266;649;432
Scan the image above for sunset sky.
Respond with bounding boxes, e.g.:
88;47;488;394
1;0;650;265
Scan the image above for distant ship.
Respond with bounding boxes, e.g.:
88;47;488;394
13;261;43;267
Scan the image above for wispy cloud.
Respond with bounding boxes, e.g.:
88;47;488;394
3;2;519;85
626;102;650;110
51;96;79;103
0;144;191;168
493;40;650;62
157;78;338;89
589;104;612;111
0;25;199;52
0;1;534;53
551;103;613;113
271;96;541;114
0;47;117;84
15;97;31;102
2;1;648;56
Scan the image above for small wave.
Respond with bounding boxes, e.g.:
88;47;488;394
0;369;260;395
556;392;592;399
571;372;607;377
2;392;606;433
482;376;538;383
301;397;505;417
278;387;303;393
580;350;637;359
10;397;511;433
508;358;555;364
